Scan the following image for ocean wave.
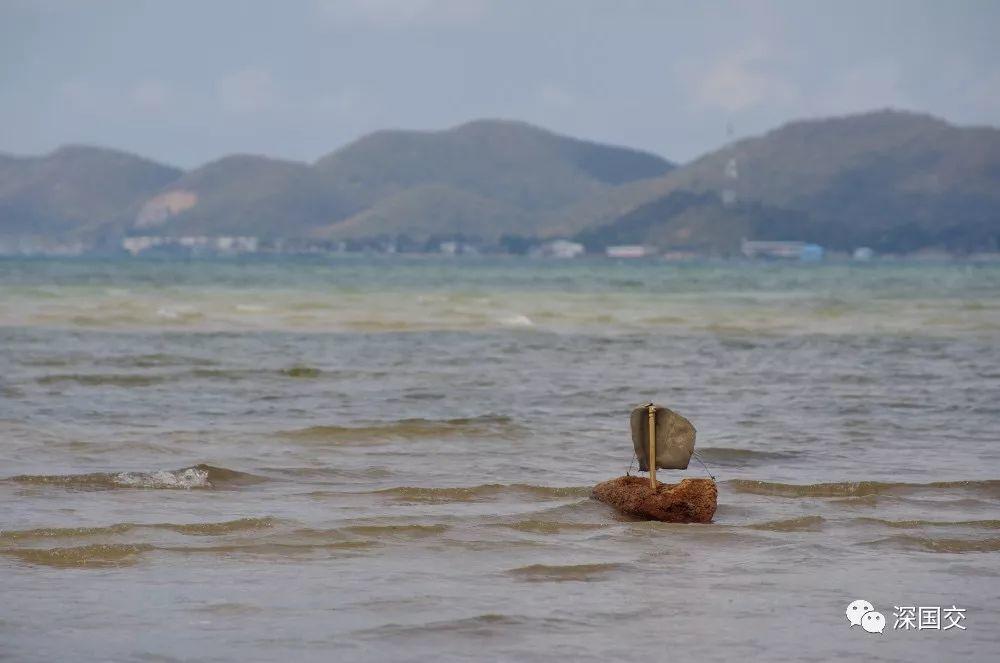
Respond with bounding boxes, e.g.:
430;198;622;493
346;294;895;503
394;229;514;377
507;562;624;581
163;517;277;535
159;540;375;556
114;467;213;488
727;479;1000;498
281;365;321;378
746;515;826;532
101;353;213;368
279;415;525;444
865;535;1000;554
369;483;590;504
498;314;534;327
353;613;584;639
852;517;1000;529
0;523;133;542
491;520;609;534
36;373;167;387
2;539;374;568
0;516;276;539
192;602;265;615
35;366;325;386
341;524;449;538
2;543;154;568
6;464;265;490
155;305;202;321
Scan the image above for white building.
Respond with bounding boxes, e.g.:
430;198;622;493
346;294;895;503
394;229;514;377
539;239;585;258
741;239;824;261
606;245;653;258
122;236;259;256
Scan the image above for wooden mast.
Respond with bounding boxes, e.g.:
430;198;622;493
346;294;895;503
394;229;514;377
647;404;656;489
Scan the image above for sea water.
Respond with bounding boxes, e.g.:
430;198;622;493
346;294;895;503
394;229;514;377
1;256;998;661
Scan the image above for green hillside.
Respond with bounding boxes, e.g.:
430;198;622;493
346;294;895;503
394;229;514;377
1;111;998;253
575;191;809;255
313;119;675;239
0;145;181;240
135;154;346;238
585;110;1000;252
125;119;674;242
320;184;530;241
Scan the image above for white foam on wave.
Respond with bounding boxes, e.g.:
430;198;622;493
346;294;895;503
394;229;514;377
155;305;201;320
113;467;211;489
499;314;534;327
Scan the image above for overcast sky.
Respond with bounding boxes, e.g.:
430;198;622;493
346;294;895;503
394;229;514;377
2;0;998;168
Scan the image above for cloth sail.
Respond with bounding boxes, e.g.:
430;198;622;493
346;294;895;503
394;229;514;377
630;403;696;470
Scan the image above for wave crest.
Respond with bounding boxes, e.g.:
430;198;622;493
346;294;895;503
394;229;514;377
494;520;608;534
3;543;153;568
728;479;1000;498
747;515;825;532
866;535;1000;554
0;517;276;542
6;464;265;490
507;562;623;581
853;517;1000;530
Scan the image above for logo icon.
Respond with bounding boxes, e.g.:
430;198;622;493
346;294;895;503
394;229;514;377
862;610;886;633
846;599;874;627
847;599;884;634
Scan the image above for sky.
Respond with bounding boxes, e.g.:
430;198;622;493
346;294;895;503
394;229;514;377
2;0;998;168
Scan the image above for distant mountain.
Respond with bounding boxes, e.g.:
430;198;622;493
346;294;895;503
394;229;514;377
577;110;1000;253
312;119;675;239
120;119;674;242
0;145;181;241
1;111;998;254
133;154;346;238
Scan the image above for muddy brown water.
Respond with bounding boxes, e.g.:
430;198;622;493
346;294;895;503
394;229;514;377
2;257;999;661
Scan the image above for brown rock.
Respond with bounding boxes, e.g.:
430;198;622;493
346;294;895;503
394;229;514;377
591;475;717;523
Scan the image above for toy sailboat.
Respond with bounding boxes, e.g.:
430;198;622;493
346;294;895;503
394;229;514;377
592;403;717;523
